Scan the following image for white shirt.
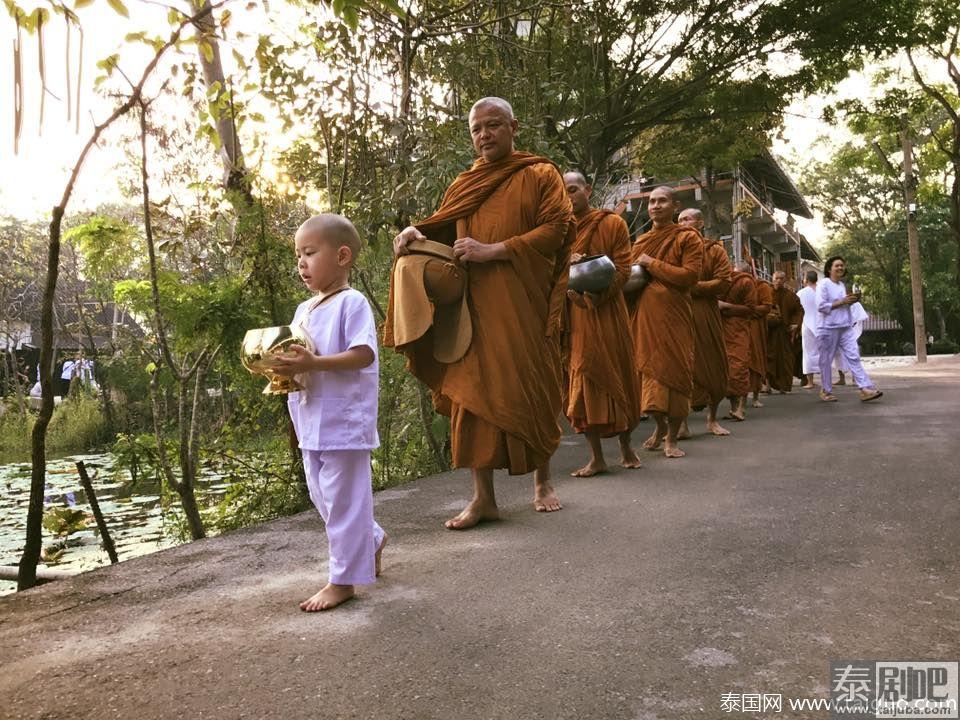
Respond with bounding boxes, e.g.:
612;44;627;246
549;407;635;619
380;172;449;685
797;286;819;331
816;278;853;329
60;360;76;380
287;288;380;451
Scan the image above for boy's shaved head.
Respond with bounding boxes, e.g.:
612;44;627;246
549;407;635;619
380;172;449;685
296;214;362;262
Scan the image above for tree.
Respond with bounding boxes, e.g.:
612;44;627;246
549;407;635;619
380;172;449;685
16;2;222;591
905;4;960;282
801;113;959;342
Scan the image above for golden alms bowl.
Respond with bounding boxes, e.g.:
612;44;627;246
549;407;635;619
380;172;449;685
241;325;316;395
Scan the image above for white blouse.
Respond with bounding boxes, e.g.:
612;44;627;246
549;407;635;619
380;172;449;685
287;288;380;451
816;278;853;330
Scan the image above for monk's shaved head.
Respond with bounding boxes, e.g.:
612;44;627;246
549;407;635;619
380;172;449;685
563;171;589;187
564;171;592;215
773;270;786;280
646;185;680;227
470;97;515;120
735;260;752;272
296;214;362;262
678;208;702;221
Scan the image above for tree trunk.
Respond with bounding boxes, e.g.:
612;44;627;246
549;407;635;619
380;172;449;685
190;0;248;198
700;166;721;240
18;207;63;590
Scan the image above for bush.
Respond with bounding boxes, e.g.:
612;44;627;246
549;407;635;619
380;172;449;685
0;394;110;463
46;395;111;456
929;339;958;355
0;403;32;462
204;439;310;534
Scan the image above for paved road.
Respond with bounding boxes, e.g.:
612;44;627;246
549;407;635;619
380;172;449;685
2;359;958;720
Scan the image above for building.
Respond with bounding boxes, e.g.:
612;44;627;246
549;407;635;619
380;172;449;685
1;279;142;395
606;149;821;281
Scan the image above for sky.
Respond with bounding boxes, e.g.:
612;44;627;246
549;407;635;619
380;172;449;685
0;3;945;246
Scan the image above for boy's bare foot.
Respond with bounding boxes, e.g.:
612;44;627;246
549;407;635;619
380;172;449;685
533;482;562;512
375;534;388;577
619;449;642;469
300;582;355;612
642;429;663;450
801;383;815;389
751;399;764;408
677;420;692;440
571;460;607;477
707;420;730;436
663;441;685;458
444;500;500;530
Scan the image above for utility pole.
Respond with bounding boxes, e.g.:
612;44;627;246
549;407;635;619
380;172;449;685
901;119;927;362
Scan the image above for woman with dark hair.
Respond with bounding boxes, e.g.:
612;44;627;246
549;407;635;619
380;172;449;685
815;256;882;402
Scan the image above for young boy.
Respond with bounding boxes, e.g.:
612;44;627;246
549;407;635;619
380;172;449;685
274;214;387;612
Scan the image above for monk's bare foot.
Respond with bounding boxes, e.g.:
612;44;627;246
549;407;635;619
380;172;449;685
445;500;500;530
619;449;642;469
299;582;354;612
571;459;607;477
751;399;764;408
533;483;562;512
724;409;745;421
707;421;730;436
642;430;663;451
375;534;388;577
677;420;692;440
663;441;686;458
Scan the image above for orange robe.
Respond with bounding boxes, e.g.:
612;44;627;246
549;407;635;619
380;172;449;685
767;286;804;392
749;279;773;392
384;151;575;475
566;210;638;436
690;238;732;409
630;224;703;417
720;270;756;396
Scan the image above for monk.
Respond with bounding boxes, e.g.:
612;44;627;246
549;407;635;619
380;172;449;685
563;171;641;476
749;274;773;407
386;97;575;529
675;208;732;439
786;278;805;386
719;261;757;421
767;270;804;393
628;186;703;458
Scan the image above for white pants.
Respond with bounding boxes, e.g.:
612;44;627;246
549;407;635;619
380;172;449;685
302;449;385;585
833;322;863;373
801;325;819;375
817;326;874;393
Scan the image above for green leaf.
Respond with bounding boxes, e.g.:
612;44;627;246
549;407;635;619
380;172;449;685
378;0;401;15
74;0;95;9
106;0;129;18
145;362;157;374
199;40;214;63
220;8;231;29
342;6;358;29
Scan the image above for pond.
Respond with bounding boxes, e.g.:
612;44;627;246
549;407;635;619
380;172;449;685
1;453;230;596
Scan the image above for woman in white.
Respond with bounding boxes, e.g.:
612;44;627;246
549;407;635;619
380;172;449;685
815;256;882;402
